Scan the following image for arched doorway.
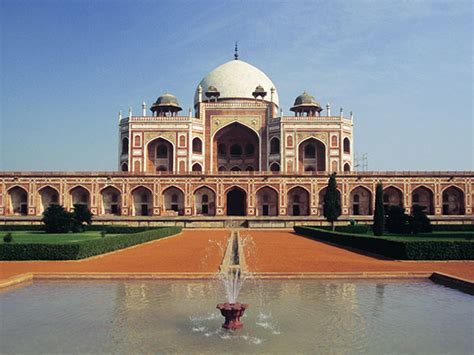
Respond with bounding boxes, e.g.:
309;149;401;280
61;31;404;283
132;187;152;216
226;187;246;216
350;186;372;215
214;122;259;172
194;186;216;216
442;186;465;215
7;186;28;215
101;186;121;215
38;186;59;214
70;186;90;209
412;186;434;215
147;138;173;172
298;138;326;172
383;186;403;212
163;187;184;216
288;187;310;216
256;187;278;216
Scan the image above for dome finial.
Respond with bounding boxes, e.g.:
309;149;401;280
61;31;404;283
234;42;239;60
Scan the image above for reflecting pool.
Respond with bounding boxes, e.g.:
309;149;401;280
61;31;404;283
1;279;473;354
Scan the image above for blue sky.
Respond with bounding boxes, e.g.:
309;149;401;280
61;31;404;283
1;0;472;171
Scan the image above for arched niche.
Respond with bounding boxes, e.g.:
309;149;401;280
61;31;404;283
70;186;90;209
412;186;434;215
442;186;465;215
194;186;216;216
132;186;152;216
163;187;184;216
101;186;121;215
7;187;28;215
256;187;278;216
298;138;325;172
383;186;404;211
38;186;59;214
214;122;259;172
147;138;173;172
350;186;372;215
288;187;310;216
226;187;247;216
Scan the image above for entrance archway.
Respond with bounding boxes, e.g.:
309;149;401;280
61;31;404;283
214;122;259;172
226;187;246;216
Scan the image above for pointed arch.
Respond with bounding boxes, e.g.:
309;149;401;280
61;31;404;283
270;137;280;155
343;137;351;154
226;186;247;216
194;186;216;216
69;186;90;209
442;186;465;215
383;186;404;211
213;121;260;172
131;186;153;216
256;186;279;216
349;186;372;215
192;137;202;153
192;163;203;172
287;186;310;216
163;186;184;215
412;186;434;215
146;136;175;172
101;186;121;215
297;137;326;172
37;185;60;214
270;162;280;172
7;186;28;215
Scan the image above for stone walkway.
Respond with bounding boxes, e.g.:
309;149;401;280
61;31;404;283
1;230;473;283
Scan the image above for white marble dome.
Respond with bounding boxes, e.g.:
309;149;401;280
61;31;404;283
194;60;279;106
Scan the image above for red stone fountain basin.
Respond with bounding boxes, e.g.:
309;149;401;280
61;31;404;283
216;302;249;330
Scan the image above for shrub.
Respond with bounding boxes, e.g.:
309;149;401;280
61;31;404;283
0;227;182;260
3;233;13;243
294;226;474;260
373;183;385;236
71;204;93;233
42;205;72;233
386;206;410;234
410;205;432;234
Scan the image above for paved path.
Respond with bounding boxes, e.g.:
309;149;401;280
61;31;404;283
243;230;474;280
0;230;228;281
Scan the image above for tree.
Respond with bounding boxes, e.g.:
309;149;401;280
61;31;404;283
323;173;341;230
386;206;410;234
410;205;432;234
71;204;93;232
42;205;72;233
373;183;385;236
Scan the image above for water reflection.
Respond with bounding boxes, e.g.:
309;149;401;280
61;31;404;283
1;279;473;354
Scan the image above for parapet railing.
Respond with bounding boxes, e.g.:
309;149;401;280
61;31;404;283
0;171;472;178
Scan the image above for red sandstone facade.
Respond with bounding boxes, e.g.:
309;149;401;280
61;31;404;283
1;57;472;226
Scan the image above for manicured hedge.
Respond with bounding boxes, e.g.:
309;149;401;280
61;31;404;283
319;225;370;234
0;227;181;261
0;224;160;234
431;224;474;232
294;226;474;260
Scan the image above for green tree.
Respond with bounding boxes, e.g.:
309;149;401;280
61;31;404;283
386;206;410;234
410;205;432;234
42;205;72;233
71;204;93;232
323;173;341;230
373;183;385;236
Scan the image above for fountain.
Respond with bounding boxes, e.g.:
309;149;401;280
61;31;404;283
217;231;249;330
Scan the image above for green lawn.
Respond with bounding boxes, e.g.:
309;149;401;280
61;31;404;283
0;231;118;244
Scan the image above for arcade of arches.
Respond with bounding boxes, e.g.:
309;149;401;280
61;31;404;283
1;180;472;218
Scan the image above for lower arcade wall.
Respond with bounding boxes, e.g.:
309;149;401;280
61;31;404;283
0;172;472;225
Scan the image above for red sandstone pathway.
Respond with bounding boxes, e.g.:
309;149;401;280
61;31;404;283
1;230;473;283
243;230;474;281
0;230;228;281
